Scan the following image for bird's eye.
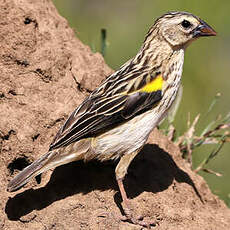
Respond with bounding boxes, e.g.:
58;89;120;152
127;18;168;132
181;20;192;29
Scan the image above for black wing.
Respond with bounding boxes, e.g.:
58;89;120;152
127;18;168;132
49;89;162;151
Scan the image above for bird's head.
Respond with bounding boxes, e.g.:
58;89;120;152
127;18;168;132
154;11;216;48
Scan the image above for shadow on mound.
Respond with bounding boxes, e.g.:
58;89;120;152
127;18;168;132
5;144;201;220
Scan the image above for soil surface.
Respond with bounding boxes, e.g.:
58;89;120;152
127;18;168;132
1;1;230;229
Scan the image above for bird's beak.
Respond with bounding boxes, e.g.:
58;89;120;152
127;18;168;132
193;20;217;37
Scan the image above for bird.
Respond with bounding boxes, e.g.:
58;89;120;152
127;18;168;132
8;11;216;227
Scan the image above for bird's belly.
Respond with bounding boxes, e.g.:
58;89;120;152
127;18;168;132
91;108;163;161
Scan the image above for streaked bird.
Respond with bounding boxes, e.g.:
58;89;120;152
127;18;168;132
8;11;216;227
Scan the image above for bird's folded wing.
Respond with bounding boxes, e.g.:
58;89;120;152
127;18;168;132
49;72;163;150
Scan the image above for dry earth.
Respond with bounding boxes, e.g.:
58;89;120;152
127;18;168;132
1;0;230;229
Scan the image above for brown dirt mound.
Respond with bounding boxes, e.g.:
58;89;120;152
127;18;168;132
1;0;230;229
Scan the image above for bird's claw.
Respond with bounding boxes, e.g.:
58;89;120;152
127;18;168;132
120;202;155;229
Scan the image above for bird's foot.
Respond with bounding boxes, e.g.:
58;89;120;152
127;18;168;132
120;214;155;229
120;200;156;229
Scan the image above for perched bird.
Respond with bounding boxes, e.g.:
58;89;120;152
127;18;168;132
8;11;216;227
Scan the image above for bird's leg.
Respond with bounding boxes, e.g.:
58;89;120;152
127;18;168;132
115;152;138;216
117;178;133;217
115;151;154;228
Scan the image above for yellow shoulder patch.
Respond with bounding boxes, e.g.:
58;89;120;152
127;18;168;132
139;75;163;93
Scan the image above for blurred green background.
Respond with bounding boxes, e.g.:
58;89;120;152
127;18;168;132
53;0;230;206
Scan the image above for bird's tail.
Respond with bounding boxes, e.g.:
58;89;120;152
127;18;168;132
7;148;85;192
